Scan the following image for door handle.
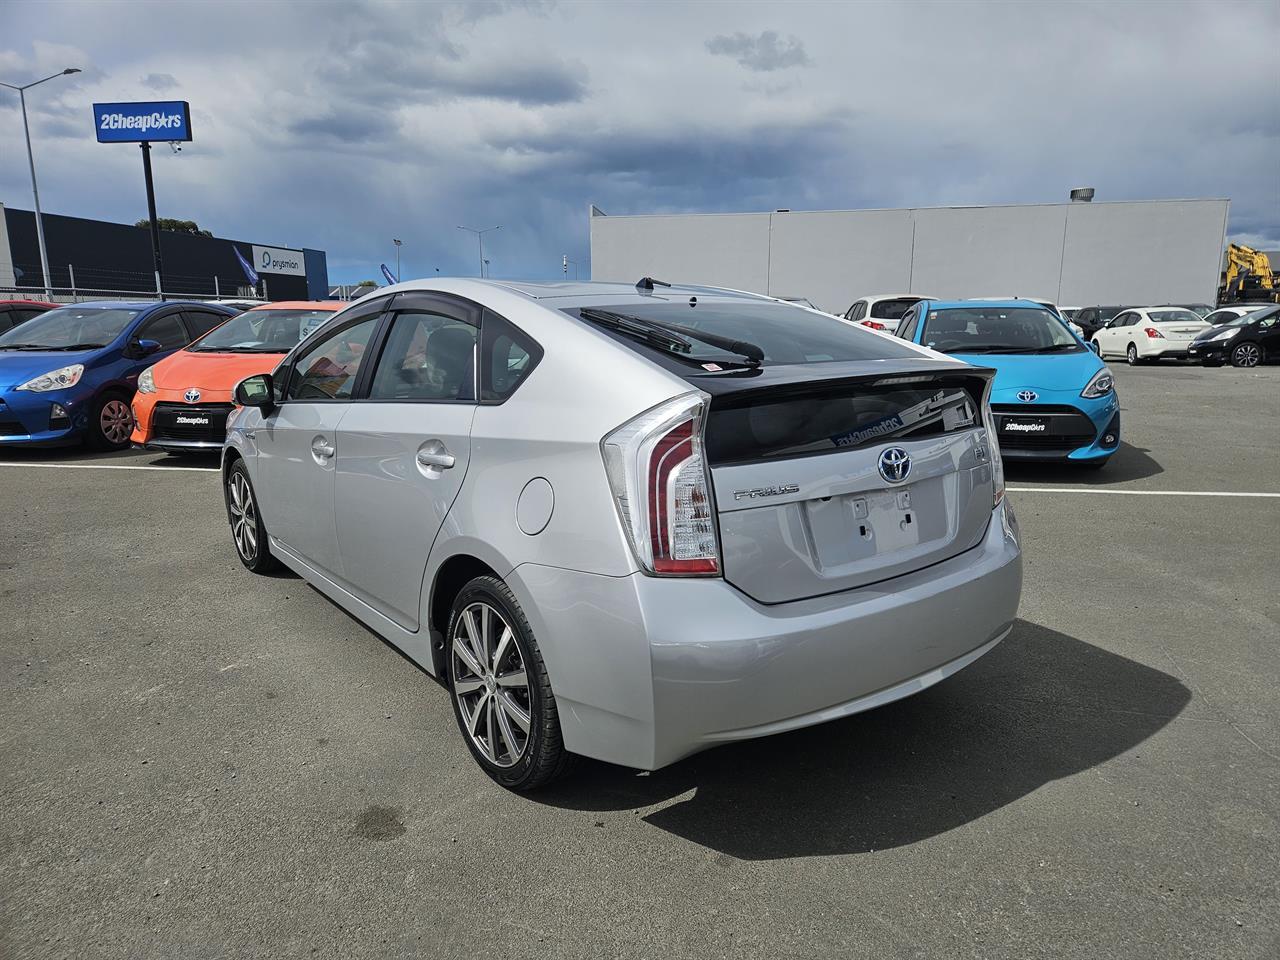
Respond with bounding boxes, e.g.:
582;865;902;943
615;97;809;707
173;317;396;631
416;450;455;469
312;438;335;459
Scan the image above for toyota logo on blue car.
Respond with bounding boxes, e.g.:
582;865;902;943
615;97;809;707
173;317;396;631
903;299;1119;470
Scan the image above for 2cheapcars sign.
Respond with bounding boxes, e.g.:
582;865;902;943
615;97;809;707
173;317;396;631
93;101;192;143
252;245;306;277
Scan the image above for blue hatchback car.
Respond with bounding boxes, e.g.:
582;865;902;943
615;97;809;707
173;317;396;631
895;299;1119;468
0;300;236;449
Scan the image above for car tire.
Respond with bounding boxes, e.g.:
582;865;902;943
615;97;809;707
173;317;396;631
1126;343;1142;366
1231;341;1263;368
446;576;573;791
87;390;135;450
1089;340;1101;355
225;460;280;574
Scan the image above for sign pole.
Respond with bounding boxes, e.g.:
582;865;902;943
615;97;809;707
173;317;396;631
139;140;165;299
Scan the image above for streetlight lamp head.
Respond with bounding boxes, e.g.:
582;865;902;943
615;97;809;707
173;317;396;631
63;68;82;75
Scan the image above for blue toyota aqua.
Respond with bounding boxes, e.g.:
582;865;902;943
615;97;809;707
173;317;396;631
895;298;1119;469
0;300;236;450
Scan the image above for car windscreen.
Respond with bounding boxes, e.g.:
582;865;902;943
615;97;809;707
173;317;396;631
189;309;336;353
568;300;924;366
0;306;139;349
869;297;922;320
1148;309;1202;324
921;306;1082;354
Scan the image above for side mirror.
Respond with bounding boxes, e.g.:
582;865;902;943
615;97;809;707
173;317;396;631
234;373;275;413
130;337;162;358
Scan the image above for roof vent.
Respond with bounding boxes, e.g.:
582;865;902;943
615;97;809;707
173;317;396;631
1070;187;1095;203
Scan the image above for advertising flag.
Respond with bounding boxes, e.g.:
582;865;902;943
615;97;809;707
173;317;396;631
381;263;398;285
234;247;260;286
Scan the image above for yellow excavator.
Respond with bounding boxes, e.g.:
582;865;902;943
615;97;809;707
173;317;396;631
1220;243;1278;304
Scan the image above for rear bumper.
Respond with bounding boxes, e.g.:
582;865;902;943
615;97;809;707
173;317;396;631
508;499;1022;770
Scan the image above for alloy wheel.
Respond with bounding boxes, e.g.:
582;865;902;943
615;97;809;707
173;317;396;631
228;472;258;562
1127;344;1138;365
100;399;133;445
451;601;531;768
1233;343;1260;367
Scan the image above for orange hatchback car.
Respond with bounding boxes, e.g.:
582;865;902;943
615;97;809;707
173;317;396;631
131;301;344;452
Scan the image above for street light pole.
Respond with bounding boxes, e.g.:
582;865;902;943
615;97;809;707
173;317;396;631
457;225;501;278
0;68;81;299
392;238;402;281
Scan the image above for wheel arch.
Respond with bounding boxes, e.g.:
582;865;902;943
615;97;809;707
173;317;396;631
428;553;503;679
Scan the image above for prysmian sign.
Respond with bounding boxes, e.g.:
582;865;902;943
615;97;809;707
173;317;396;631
93;101;192;143
253;245;306;277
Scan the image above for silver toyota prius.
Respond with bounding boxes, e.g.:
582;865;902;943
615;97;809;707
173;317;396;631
222;279;1022;790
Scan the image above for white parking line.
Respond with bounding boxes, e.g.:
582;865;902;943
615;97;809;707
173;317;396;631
1008;487;1280;498
0;461;217;473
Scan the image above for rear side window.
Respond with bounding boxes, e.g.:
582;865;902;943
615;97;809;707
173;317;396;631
368;310;477;402
0;310;12;333
183;310;229;338
706;376;983;466
480;310;542;403
137;312;189;349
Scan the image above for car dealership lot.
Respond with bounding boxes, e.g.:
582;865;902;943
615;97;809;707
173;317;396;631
2;363;1277;959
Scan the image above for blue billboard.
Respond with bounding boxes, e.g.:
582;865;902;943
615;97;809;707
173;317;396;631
93;101;192;143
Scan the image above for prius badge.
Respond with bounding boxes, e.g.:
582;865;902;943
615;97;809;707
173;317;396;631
734;483;800;501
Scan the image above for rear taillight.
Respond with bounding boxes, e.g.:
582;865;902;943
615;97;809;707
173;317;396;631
978;382;1006;508
1144;327;1165;339
602;394;720;576
860;319;888;331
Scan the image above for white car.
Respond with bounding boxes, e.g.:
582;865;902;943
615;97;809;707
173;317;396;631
843;295;936;332
1201;305;1265;328
1091;307;1210;364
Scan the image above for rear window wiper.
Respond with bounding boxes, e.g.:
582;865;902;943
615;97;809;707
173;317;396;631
578;308;693;355
578;308;764;367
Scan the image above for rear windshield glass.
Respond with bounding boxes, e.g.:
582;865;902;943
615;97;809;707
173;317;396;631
921;306;1081;355
869;298;923;320
707;377;982;466
1148;309;1202;324
568;300;922;366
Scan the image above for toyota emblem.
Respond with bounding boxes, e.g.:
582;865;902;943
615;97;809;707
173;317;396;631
1017;390;1038;403
184;388;201;403
878;447;912;484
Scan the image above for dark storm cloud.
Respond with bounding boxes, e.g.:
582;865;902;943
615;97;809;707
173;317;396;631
0;0;1275;280
706;30;811;71
140;72;178;92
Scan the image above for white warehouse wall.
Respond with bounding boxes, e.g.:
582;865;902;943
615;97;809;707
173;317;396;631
589;199;1230;313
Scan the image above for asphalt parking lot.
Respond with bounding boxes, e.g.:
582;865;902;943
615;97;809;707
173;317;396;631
2;362;1277;960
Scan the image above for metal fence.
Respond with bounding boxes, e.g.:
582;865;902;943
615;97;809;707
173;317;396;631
5;260;265;302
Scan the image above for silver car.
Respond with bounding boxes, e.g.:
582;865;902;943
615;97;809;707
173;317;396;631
223;279;1022;790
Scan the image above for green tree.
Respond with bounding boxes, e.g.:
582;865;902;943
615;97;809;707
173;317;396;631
356;279;379;288
135;218;213;238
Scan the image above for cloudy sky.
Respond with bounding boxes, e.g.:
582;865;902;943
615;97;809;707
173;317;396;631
2;0;1277;284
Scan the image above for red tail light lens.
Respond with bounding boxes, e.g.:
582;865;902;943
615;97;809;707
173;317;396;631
602;394;720;576
860;319;888;331
1144;327;1164;339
